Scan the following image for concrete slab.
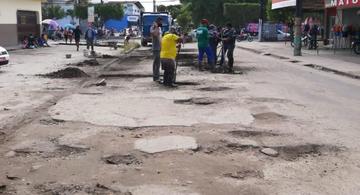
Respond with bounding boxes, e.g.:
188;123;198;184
134;135;198;153
127;184;200;195
49;93;254;127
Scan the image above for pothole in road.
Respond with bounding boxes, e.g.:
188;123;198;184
175;81;200;86
0;131;6;143
71;59;100;67
198;86;232;92
102;154;142;165
38;67;90;78
269;144;344;161
199;140;260;155
50;145;90;158
34;183;127;195
247;97;291;104
289;60;301;63
39;118;65;125
252;112;287;122
174;97;220;105
229;129;278;137
224;170;264;180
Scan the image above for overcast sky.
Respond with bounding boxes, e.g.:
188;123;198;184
91;0;181;12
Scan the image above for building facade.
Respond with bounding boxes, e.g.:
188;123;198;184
0;0;44;47
105;1;145;32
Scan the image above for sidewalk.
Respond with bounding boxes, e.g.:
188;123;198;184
237;41;360;79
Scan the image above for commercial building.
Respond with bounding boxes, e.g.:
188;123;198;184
0;0;45;47
104;1;145;31
324;0;360;39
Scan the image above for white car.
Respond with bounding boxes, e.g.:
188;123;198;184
0;46;9;65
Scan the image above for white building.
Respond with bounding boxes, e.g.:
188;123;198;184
0;0;45;47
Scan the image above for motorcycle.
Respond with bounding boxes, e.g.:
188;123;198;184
352;39;360;55
236;33;254;42
291;34;310;48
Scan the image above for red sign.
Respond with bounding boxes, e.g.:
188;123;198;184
325;0;360;8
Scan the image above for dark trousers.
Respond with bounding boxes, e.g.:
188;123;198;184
209;42;218;63
152;50;161;80
309;35;317;50
86;40;94;51
161;59;175;85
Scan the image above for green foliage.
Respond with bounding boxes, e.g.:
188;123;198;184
157;5;182;19
42;5;66;20
95;3;124;21
66;9;75;18
74;4;88;19
223;3;259;28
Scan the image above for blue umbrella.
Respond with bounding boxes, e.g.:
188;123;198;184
63;24;75;29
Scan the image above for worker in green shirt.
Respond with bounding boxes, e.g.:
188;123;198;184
196;19;214;71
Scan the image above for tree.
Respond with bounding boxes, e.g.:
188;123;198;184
223;3;259;28
42;5;66;19
95;3;124;27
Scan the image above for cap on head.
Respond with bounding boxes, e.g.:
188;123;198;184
201;19;209;25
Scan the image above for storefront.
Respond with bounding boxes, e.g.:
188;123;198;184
324;0;360;45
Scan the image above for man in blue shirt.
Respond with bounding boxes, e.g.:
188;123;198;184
85;25;97;52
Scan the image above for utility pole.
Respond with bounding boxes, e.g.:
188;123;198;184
258;0;265;42
153;0;156;12
293;0;302;56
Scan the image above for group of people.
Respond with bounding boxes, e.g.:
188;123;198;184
196;19;236;73
151;17;237;87
22;33;49;49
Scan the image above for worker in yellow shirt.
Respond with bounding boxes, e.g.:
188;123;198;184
160;27;182;87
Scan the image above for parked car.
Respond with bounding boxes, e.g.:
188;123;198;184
0;46;9;65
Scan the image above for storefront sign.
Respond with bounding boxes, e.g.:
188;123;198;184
272;0;296;9
127;16;139;22
325;0;360;8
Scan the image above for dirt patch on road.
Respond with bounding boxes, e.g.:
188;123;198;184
270;144;344;161
73;59;100;67
224;170;264;180
102;154;142;165
0;131;6;143
198;86;232;92
174;97;220;105
34;183;128;195
248;97;291;104
38;67;89;78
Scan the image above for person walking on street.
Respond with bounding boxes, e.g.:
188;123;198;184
309;24;318;50
85;25;97;52
73;25;82;51
151;17;163;81
160;27;182;87
196;19;214;71
220;23;236;73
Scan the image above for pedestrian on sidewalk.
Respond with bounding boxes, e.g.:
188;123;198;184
151;17;163;82
196;19;214;71
85;25;97;52
73;25;82;51
220;23;236;73
160;27;182;87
